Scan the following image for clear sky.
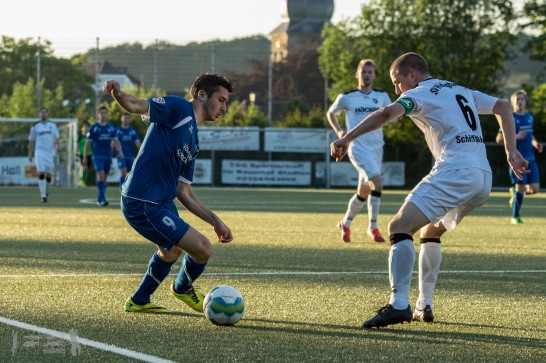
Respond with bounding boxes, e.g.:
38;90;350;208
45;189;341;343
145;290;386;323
1;0;366;58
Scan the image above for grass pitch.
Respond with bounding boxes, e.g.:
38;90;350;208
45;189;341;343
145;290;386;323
0;186;544;362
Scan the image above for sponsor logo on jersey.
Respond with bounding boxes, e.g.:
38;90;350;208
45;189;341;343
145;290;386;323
354;106;380;113
455;134;485;144
177;143;199;164
152;97;165;104
430;81;456;95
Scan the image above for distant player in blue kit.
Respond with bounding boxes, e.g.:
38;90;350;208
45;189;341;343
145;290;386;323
102;74;234;313
332;53;528;329
496;89;543;224
114;113;141;187
83;106;123;206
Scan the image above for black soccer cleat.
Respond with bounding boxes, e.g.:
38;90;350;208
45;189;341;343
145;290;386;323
42;197;47;203
362;304;412;329
412;305;434;322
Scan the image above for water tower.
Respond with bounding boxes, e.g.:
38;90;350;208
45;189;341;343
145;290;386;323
270;0;334;62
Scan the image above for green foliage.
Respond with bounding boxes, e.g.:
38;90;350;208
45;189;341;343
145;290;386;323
276;101;327;128
522;0;546;60
526;80;546;140
319;0;516;158
0;78;71;118
215;100;268;127
0;36;95;118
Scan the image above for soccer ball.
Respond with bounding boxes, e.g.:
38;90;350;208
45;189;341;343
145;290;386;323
204;285;245;326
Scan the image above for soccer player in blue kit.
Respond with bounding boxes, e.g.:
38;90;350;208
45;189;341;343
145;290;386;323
115;113;141;187
83;106;124;206
496;89;543;224
102;74;234;313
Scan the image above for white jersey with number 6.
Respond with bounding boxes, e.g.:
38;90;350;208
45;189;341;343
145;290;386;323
395;78;496;173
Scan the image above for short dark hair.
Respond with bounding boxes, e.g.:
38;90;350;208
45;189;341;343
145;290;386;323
98;106;108;112
390;52;430;76
190;73;233;99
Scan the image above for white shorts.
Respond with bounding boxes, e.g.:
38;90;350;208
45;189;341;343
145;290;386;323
348;146;383;182
407;168;492;231
35;151;54;174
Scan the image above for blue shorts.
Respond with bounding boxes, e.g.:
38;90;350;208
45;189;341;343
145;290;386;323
510;160;540;185
93;156;112;174
117;157;135;172
121;196;190;251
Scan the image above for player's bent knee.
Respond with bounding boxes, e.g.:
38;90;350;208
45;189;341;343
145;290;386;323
192;238;212;263
157;246;183;262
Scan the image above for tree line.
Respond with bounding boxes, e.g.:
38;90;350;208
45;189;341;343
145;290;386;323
0;0;544;145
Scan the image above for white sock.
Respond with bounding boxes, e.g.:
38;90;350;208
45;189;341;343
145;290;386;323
38;180;47;198
368;194;381;230
416;242;442;309
342;194;364;227
388;239;415;310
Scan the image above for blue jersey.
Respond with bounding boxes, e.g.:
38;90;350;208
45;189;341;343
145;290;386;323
514;112;536;161
123;96;199;204
115;126;140;158
87;122;117;158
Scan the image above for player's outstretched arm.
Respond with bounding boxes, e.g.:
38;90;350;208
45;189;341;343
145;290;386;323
330;103;403;162
493;99;529;180
102;80;148;115
176;182;233;243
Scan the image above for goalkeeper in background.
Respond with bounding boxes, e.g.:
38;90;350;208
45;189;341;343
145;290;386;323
28;107;60;203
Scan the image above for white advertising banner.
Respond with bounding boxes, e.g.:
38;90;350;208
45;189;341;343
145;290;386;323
199;127;260;151
264;128;329;153
0;157;36;185
222;159;311;185
327;161;405;187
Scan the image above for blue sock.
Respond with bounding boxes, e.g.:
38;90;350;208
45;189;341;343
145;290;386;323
174;254;207;293
132;252;175;305
513;191;524;217
97;181;105;202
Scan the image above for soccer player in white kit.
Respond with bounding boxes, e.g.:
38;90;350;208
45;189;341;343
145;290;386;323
327;59;392;243
331;53;529;329
28;107;60;202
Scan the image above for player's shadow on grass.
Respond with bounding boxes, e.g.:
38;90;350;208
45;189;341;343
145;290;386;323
365;321;545;349
439;320;546;333
234;317;545;349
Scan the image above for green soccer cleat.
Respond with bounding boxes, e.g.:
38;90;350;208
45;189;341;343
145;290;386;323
508;187;515;208
124;298;172;313
171;284;204;313
511;217;523;225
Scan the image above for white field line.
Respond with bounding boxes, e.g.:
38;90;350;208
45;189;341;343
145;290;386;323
0;270;544;279
0;316;176;363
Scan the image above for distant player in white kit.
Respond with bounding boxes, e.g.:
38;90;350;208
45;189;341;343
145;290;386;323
327;59;392;243
28;107;60;203
331;53;529;329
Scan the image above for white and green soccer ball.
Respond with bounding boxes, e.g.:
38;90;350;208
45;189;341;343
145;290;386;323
204;285;245;326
